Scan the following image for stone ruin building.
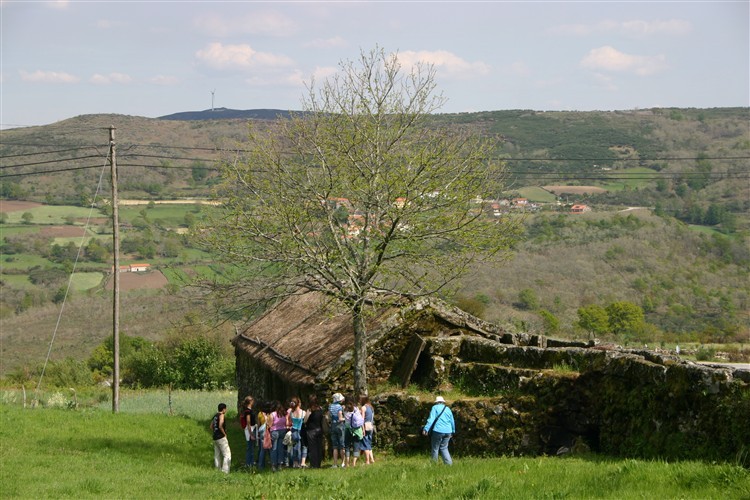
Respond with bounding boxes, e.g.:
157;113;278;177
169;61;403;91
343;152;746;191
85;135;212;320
232;291;749;465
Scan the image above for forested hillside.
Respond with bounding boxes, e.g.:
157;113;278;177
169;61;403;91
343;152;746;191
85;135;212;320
1;108;748;377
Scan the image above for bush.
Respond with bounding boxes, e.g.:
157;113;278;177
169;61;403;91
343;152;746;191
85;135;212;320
695;346;716;361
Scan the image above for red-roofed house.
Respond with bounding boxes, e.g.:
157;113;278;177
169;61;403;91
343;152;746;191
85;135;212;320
570;204;591;214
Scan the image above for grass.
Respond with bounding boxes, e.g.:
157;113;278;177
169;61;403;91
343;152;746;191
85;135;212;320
0;224;41;237
118;204;200;226
2;205;95;224
52;234;109;247
1;401;748;499
687;224;726;236
1;253;56;270
0;274;33;288
70;272;104;291
600;167;658;191
514;186;558;203
92;388;238;419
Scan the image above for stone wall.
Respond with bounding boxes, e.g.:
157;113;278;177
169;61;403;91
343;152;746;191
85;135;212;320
367;337;750;466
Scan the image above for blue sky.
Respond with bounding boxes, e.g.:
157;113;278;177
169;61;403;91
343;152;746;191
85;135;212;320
1;1;748;128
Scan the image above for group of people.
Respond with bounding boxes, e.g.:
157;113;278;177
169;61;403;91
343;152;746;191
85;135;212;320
211;392;455;474
210;392;377;473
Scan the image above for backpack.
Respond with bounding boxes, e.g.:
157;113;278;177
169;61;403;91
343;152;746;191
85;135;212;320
350;409;364;429
263;425;272;450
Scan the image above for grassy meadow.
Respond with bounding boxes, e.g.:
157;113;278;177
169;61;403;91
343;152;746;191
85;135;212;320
3;205;95;225
1;393;748;499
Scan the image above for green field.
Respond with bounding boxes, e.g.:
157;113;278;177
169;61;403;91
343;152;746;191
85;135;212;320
70;272;104;291
119;204;201;226
515;186;558;203
0;274;33;289
52;233;110;247
600;167;659;191
3;205;96;224
0;225;41;237
0;400;747;499
1;253;54;270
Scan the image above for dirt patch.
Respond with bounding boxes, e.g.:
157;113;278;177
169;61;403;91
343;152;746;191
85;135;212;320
77;217;109;225
105;270;168;291
39;226;87;237
543;185;608;195
0;200;43;212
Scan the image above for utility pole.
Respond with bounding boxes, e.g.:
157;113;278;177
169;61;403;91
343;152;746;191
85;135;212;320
109;125;121;413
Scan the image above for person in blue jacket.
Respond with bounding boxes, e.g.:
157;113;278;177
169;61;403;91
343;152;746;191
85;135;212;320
421;396;455;465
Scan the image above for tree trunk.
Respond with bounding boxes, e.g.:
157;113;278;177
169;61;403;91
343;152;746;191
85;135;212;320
352;302;368;397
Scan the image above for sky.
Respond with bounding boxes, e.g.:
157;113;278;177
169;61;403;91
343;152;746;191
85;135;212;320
1;1;748;128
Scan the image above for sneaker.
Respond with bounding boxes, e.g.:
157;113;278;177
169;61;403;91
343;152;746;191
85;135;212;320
330;464;338;468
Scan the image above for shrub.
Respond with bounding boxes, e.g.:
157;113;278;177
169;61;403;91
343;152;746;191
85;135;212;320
695;346;716;361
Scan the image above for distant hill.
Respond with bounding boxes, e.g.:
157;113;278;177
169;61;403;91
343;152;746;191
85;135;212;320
158;107;297;121
0;107;748;376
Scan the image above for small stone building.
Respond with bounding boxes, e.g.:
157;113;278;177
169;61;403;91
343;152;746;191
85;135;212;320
232;291;750;464
232;291;509;403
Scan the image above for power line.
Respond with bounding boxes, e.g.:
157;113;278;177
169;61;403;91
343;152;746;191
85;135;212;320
2;161;748;180
0;164;105;178
0;154;104;169
0;146;99;158
119;153;220;163
3;140;750;163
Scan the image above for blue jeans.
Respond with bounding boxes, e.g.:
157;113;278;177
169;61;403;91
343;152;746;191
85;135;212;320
291;428;302;464
430;432;452;465
257;429;267;469
271;430;285;467
331;422;346;450
245;436;256;467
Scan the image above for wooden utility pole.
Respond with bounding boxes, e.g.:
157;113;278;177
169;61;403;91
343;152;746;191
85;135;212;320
109;125;121;413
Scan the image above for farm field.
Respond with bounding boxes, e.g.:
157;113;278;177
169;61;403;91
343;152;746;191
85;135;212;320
600;167;660;191
118;203;202;226
542;185;608;195
70;272;104;291
514;186;558;203
1;205;97;224
0;200;43;212
0;401;747;499
104;270;169;291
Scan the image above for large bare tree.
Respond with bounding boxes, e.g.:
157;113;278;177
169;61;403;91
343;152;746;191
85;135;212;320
201;47;519;395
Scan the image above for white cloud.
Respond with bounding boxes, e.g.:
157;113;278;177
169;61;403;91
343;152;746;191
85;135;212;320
195;43;294;71
20;70;79;83
580;46;667;76
396;50;490;79
90;72;133;85
304;36;347;49
149;75;179;85
553;19;691;37
197;11;296;37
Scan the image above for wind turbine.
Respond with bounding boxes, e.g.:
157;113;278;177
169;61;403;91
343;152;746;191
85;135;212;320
211;89;216;111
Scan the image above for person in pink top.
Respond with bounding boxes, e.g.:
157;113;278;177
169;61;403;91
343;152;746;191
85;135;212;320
269;401;290;472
